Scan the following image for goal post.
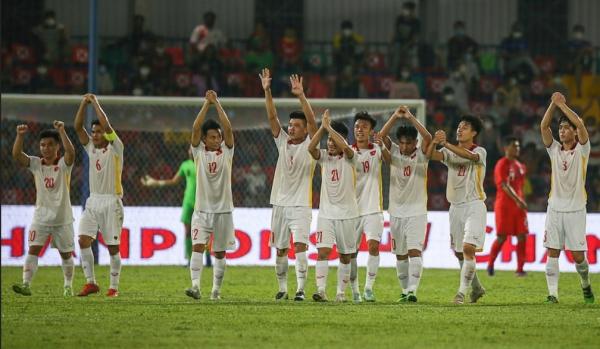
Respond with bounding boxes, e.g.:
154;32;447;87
1;94;426;132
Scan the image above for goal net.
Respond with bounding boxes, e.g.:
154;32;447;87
1;94;425;209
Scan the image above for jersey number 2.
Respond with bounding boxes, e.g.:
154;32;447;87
331;169;339;182
44;177;55;188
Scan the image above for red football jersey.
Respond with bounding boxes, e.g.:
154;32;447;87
494;157;526;209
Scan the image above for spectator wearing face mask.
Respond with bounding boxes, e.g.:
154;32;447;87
190;11;227;55
33;10;68;65
333;20;364;73
442;68;469;113
493;76;522;120
499;22;538;79
446;21;479;70
565;24;594;97
390;1;420;74
131;64;155;96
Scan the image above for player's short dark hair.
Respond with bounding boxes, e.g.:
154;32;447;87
558;115;576;129
354;111;376;129
91;119;101;127
341;20;353;29
503;135;519;146
289;111;307;124
459;114;483;137
330;121;349;139
201;119;222;135
39;129;60;143
396;125;418;141
403;1;416;10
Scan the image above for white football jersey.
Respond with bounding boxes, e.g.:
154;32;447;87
441;145;487;204
546;139;590;212
270;131;316;207
389;143;429;218
192;141;234;213
317;150;359;220
85;136;124;197
353;143;383;216
28;156;74;226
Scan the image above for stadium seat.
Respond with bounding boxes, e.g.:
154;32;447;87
165;46;185;66
426;76;448;95
11;43;36;65
12;67;34;86
529;77;546;96
71;45;89;64
66;68;87;88
534;55;556;74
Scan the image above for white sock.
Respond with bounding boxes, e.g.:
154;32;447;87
576;260;590;288
61;256;74;287
408;256;423;294
365;254;379;291
80;247;96;284
190;251;203;289
545;257;559;297
109;254;122;290
295;252;308;292
337;262;351;295
459;259;482;289
212;257;226;293
350;257;359;293
459;259;476;295
23;254;38;286
316;260;329;293
275;255;288;293
396;259;409;293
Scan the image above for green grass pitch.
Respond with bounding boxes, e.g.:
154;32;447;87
1;266;598;348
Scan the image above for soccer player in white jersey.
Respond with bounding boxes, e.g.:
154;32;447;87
349;111;385;303
427;115;487;305
75;94;125;297
185;90;236;301
541;92;594;304
259;69;318;301
11;121;76;296
379;106;431;303
308;111;361;302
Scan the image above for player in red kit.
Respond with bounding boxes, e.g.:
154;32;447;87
488;136;529;277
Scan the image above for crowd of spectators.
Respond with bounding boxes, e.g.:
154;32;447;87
2;3;599;212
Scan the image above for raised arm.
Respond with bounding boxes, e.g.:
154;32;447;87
260;68;282;138
88;94;115;135
308;125;326;160
12;124;30;167
290;74;318;137
374;131;391;163
191;97;210;147
379;107;400;145
208;90;234;149
54;121;75;166
540;96;558;148
401;106;432;152
553;92;589;144
74;96;90;145
426;130;445;161
323;111;354;159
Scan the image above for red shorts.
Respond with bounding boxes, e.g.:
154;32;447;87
495;206;529;235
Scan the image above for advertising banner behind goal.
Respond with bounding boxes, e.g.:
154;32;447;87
2;205;599;272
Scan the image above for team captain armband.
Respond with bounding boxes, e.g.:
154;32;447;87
104;132;118;141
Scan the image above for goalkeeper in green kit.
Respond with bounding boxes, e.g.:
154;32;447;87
141;148;212;266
